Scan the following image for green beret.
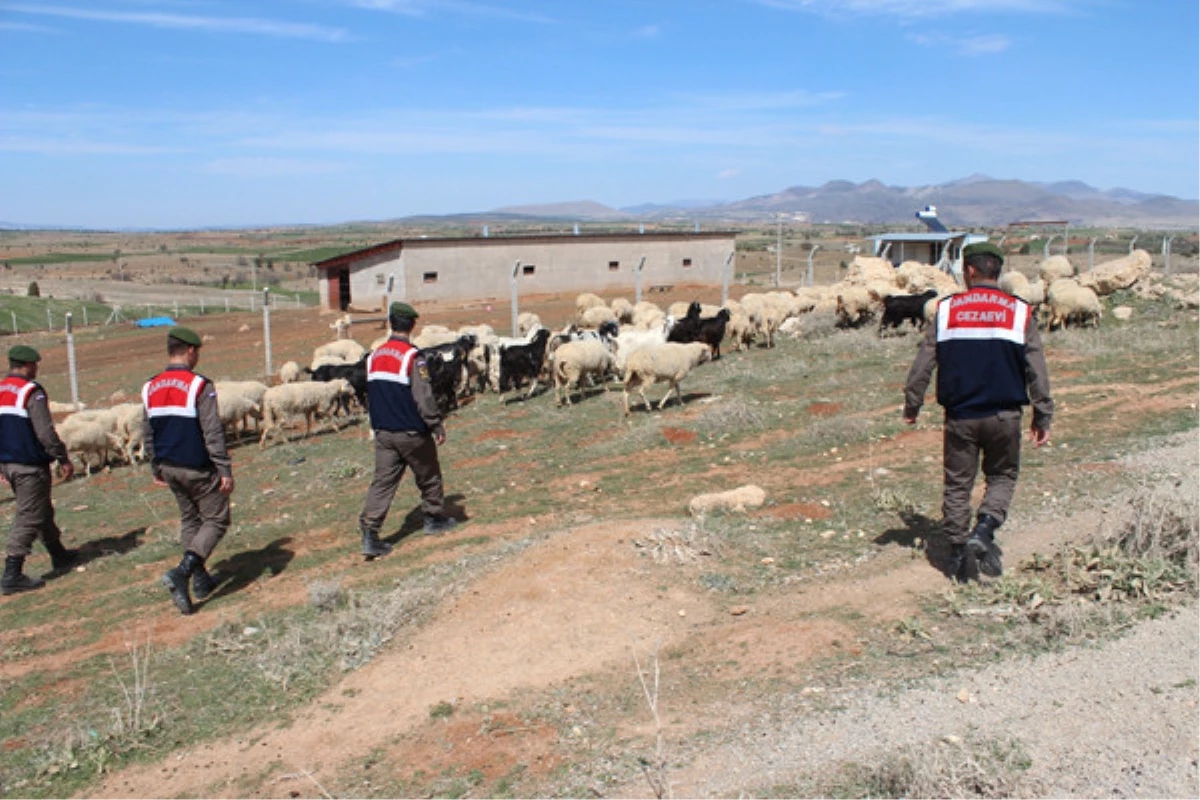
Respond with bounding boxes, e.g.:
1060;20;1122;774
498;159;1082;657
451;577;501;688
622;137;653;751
167;326;203;347
388;302;419;320
8;344;41;363
963;242;1005;264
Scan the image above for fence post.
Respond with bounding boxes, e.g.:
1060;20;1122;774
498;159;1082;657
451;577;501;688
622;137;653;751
721;251;734;306
200;298;205;315
47;308;53;331
174;300;179;319
634;255;646;305
510;259;521;337
807;245;820;287
262;288;272;378
65;313;80;409
10;310;17;335
83;306;88;327
225;298;230;313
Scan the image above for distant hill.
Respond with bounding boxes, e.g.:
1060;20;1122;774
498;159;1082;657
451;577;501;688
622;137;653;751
497;177;1198;229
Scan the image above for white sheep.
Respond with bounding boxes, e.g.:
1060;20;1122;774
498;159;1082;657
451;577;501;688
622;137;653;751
575;292;606;316
58;412;121;474
48;400;87;414
552;339;617;406
330;314;352;340
614;325;668;372
844;255;897;286
999;271;1045;307
1039;255;1076;286
312;339;366;364
578;304;618;328
622;341;712;415
1045;278;1102;330
109;402;147;464
631;302;666;331
309;353;352;372
215;380;268;436
277;361;303;384
412;329;461;349
259;379;354;447
834;284;875;328
610;297;635;323
516;312;542;336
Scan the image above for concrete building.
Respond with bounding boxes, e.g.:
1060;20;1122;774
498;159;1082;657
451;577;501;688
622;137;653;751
866;206;985;278
312;231;738;312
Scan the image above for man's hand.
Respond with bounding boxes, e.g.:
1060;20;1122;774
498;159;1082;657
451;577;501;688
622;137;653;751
1029;426;1051;448
219;476;235;494
57;460;75;481
434;429;446;446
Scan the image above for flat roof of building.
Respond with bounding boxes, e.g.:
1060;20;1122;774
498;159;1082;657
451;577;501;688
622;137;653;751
866;232;969;243
313;230;738;270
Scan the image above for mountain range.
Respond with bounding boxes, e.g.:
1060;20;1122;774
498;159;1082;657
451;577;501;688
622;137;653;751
495;175;1199;229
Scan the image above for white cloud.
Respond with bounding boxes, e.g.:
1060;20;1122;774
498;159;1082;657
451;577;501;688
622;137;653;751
630;24;661;39
718;168;740;179
5;4;352;42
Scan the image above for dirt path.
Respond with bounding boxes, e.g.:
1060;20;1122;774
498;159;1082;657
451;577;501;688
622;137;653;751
87;432;1199;799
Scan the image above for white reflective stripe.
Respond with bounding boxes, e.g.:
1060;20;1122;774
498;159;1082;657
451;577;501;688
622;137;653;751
938;325;1026;345
186;373;206;407
0;381;35;417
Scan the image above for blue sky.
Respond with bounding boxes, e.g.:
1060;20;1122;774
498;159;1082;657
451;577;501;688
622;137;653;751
2;0;1197;229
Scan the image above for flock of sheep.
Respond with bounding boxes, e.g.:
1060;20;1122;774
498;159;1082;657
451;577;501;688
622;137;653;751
43;246;1181;475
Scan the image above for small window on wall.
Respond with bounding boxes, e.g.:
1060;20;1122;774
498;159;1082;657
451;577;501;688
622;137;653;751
681;258;693;268
423;272;438;284
522;264;536;276
375;274;386;285
608;260;620;271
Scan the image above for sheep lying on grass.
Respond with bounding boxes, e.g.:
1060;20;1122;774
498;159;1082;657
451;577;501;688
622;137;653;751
259;378;354;447
552;339;617;407
622;341;712;415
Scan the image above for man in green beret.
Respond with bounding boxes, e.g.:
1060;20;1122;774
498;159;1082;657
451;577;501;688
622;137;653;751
1;344;79;595
142;327;234;614
903;242;1054;582
357;301;457;558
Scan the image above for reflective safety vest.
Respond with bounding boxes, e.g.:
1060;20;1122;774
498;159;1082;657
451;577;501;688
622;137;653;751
366;338;428;433
934;287;1032;419
143;367;212;469
0;375;53;465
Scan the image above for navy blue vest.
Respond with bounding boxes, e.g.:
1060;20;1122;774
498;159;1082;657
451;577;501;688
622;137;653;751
143;367;213;469
0;375;54;465
934;287;1032;419
367;338;428;433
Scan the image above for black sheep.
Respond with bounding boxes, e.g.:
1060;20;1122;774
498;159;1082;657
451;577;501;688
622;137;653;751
880;289;939;332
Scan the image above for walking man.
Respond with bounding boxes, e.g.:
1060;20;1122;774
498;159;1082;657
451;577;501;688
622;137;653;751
903;242;1054;581
1;345;77;594
143;327;234;614
358;302;457;559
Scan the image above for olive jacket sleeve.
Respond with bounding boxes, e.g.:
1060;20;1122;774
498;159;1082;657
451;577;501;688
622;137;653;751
1023;314;1054;431
903;322;938;420
409;353;445;437
27;389;71;464
197;381;233;478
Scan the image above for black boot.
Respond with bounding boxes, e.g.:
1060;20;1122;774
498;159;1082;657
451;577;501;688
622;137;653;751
45;539;79;575
967;513;1004;577
423;515;458;536
2;556;45;595
162;551;202;615
191;564;218;601
361;528;393;560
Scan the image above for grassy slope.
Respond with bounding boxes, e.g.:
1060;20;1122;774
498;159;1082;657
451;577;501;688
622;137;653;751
0;288;1196;798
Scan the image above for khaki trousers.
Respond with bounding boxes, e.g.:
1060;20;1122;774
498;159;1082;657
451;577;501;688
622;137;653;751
942;410;1022;543
359;430;444;535
159;463;230;560
1;463;64;558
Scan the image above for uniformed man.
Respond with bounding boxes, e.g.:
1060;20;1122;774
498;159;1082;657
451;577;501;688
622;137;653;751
142;327;234;614
904;242;1054;582
0;345;78;594
358;302;457;558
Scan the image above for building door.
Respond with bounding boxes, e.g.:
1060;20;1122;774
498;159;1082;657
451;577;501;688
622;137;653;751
338;269;351;310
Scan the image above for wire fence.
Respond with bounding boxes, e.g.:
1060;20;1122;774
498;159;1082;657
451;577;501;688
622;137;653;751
0;292;313;337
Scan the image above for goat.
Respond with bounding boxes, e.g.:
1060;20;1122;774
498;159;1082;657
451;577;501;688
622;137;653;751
880;289;939;332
